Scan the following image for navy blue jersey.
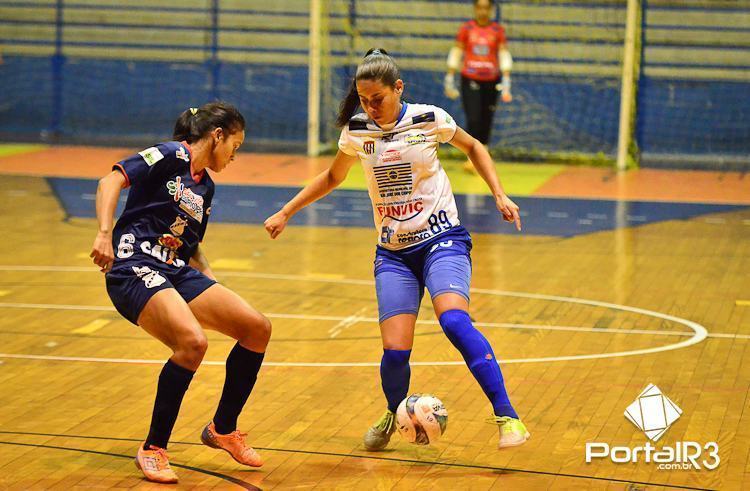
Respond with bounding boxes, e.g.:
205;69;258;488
111;141;214;269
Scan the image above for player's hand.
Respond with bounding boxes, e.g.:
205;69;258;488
264;210;289;239
444;73;460;100
495;194;521;231
90;230;115;273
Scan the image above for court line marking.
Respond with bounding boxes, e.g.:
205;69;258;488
71;318;110;334
0;302;717;338
0;430;714;490
0;440;260;490
0;266;712;365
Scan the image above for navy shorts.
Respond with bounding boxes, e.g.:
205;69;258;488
105;256;216;325
374;226;472;323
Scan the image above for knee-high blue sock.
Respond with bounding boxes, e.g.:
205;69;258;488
380;349;411;412
439;309;518;418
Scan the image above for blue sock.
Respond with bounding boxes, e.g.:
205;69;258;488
439;309;518;419
380;349;411;412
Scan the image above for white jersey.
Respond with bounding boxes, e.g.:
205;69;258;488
338;103;460;250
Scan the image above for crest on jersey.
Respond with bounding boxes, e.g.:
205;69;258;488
176;147;190;162
158;234;184;265
169;216;188;236
363;140;375;155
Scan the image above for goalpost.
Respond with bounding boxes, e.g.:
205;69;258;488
616;0;641;171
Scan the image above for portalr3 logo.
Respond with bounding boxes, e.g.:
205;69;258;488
585;384;719;471
624;383;682;441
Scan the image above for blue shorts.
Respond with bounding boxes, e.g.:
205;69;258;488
105;256;216;325
374;226;472;323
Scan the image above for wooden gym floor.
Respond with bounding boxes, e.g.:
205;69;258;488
0;146;748;490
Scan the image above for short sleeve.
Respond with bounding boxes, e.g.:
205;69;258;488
337;126;358;156
456;22;469;44
113;142;175;188
497;25;507;46
435;107;458;144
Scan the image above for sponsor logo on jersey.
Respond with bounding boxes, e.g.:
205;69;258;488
169;216;188;236
382;133;396;142
472;44;490;56
131;266;167;288
374;162;412;195
379;149;401;163
405;134;427;145
166;176;205;222
380;226;395;244
363;140;375;155
138;147;165;166
175;147;190;162
158;234;184;265
376;199;424;222
397;228;433;244
139;241;186;268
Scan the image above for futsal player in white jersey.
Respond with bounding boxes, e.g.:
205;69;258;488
265;49;529;450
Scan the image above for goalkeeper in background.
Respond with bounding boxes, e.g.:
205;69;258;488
445;0;513;173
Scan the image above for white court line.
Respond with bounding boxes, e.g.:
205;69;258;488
328;307;369;338
0;267;720;365
0;301;698;337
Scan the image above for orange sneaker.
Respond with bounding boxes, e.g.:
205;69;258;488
200;421;263;467
135;443;178;484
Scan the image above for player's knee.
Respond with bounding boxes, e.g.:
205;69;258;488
178;332;208;366
439;309;472;337
256;314;272;344
241;313;271;347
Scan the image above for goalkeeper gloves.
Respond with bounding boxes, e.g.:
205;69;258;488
444;73;460;100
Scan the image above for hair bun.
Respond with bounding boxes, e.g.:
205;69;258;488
365;48;388;58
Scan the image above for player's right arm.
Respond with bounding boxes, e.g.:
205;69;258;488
90;170;127;272
264;150;358;239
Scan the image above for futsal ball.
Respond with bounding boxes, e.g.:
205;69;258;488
396;394;448;445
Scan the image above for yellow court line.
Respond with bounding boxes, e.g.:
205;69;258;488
71;319;111;334
737;300;750;307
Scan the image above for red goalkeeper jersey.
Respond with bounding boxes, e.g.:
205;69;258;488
456;20;506;82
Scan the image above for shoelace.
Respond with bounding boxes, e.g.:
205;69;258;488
375;411;395;432
230;430;249;443
147;445;172;469
486;415;513;426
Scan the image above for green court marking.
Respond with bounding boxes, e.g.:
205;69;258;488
0;144;48;158
333;160;565;196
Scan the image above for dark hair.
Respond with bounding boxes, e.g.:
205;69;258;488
336;48;401;127
173;101;245;144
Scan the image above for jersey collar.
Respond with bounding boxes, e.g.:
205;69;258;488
181;141;205;183
374;102;408;131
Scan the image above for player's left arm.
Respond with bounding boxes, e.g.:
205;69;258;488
190;245;216;281
449;126;521;230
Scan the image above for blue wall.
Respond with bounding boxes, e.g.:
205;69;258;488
1;0;748;168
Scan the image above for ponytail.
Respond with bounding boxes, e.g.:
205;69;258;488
336;78;361;127
172;101;245;143
335;48;402;127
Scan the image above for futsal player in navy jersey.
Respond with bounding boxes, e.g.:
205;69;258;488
90;102;270;483
265;50;529;451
